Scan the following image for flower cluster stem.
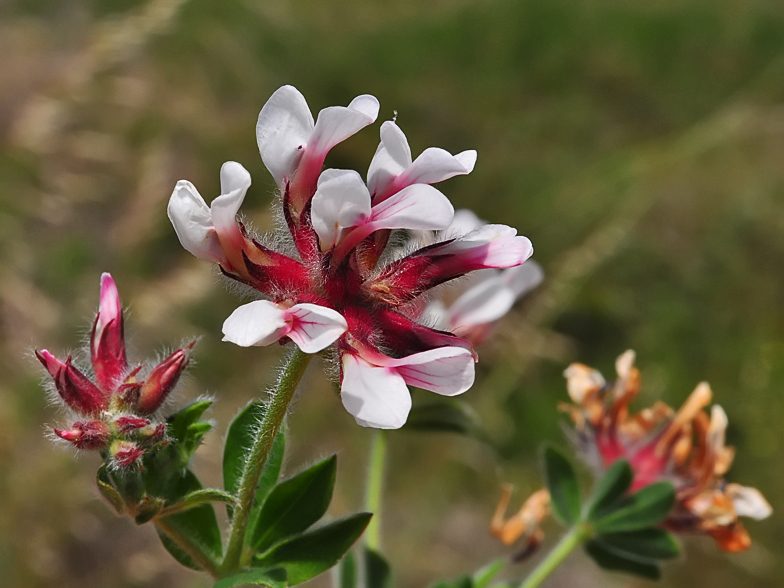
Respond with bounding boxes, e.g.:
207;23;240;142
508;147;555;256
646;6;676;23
155;518;220;578
221;348;312;574
519;525;590;588
364;429;387;551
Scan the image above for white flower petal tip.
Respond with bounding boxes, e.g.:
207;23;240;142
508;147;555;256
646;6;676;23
370;184;455;231
311;169;372;249
286;303;347;353
222;300;289;347
167;180;226;264
220;161;252;193
341;354;412;429
726;484;773;520
388;347;476;396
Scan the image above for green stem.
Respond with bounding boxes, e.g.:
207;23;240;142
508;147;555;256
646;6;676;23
519;525;590;588
364;430;387;551
155;518;220;578
221;348;313;574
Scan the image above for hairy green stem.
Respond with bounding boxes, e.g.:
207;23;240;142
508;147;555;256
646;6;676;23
519;525;590;588
221;348;312;574
155;518;220;578
364;429;387;551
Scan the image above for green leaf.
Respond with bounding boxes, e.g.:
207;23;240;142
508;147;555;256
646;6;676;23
214;567;287;588
253;513;372;585
583;460;633;521
542;444;581;526
473;559;505;588
338;550;357;588
166;399;214;467
223;402;286;521
96;464;124;514
364;547;392;588
597;528;681;561
403;399;485;439
154;469;223;570
250;455;337;553
159;488;237;516
584;540;661;580
592;482;676;534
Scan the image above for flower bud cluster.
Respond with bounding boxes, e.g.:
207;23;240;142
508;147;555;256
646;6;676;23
37;273;192;469
168;86;535;428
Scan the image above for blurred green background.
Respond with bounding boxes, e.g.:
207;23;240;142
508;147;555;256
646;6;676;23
1;0;784;586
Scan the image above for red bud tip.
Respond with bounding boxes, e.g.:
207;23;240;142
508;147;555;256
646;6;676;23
35;349;65;378
114;416;151;433
110;440;145;469
54;420;110;450
135;348;191;414
91;273;127;392
53;357;108;416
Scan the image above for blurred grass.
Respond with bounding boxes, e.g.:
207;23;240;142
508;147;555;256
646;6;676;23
2;0;784;586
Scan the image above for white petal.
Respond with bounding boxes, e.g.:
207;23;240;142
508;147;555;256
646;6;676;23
402;147;477;186
370;184;454;231
256;85;314;188
386;347;475;396
221;300;290;347
726;484;772;520
442;208;485;238
341;354;411;429
167;180;226;263
286;303;347;353
367;121;411;196
449;275;516;327
503;261;544;297
211;161;251;238
311;169;372;248
308;94;380;156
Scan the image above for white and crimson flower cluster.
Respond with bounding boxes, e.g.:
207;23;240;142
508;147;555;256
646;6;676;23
168;85;533;429
36;274;193;468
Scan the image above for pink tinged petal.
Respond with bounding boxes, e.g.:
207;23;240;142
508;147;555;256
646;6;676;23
725;484;773;520
286;303;347;353
341;354;412;429
91;273;127;391
311;169;372;249
211;161;251;253
256;85;314;188
400;147;477;186
504;260;544;298
448;274;516;327
35;348;65;378
367;121;412;196
36;351;107;415
384;347;475;396
369;184;454;231
136;346;192;414
222;300;291;347
308;94;380;156
167;180;227;264
440;225;534;269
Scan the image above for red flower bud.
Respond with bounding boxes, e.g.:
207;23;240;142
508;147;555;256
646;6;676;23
110;440;145;469
91;273;127;392
114;416;150;433
54;420;111;450
135;344;194;414
36;350;107;415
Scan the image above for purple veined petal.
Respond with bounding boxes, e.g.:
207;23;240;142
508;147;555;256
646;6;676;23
341;354;412;429
367;121;412;196
168;180;227;264
311;169;373;249
286;303;347;353
256;85;314;188
385;347;475;396
222;300;291;347
725;484;773;520
369;184;454;231
448;273;516;327
308;94;380;157
503;260;544;298
400;147;477;187
211;162;251;251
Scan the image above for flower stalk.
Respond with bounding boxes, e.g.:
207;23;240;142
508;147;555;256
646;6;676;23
221;348;313;574
519;525;590;588
364;429;387;551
